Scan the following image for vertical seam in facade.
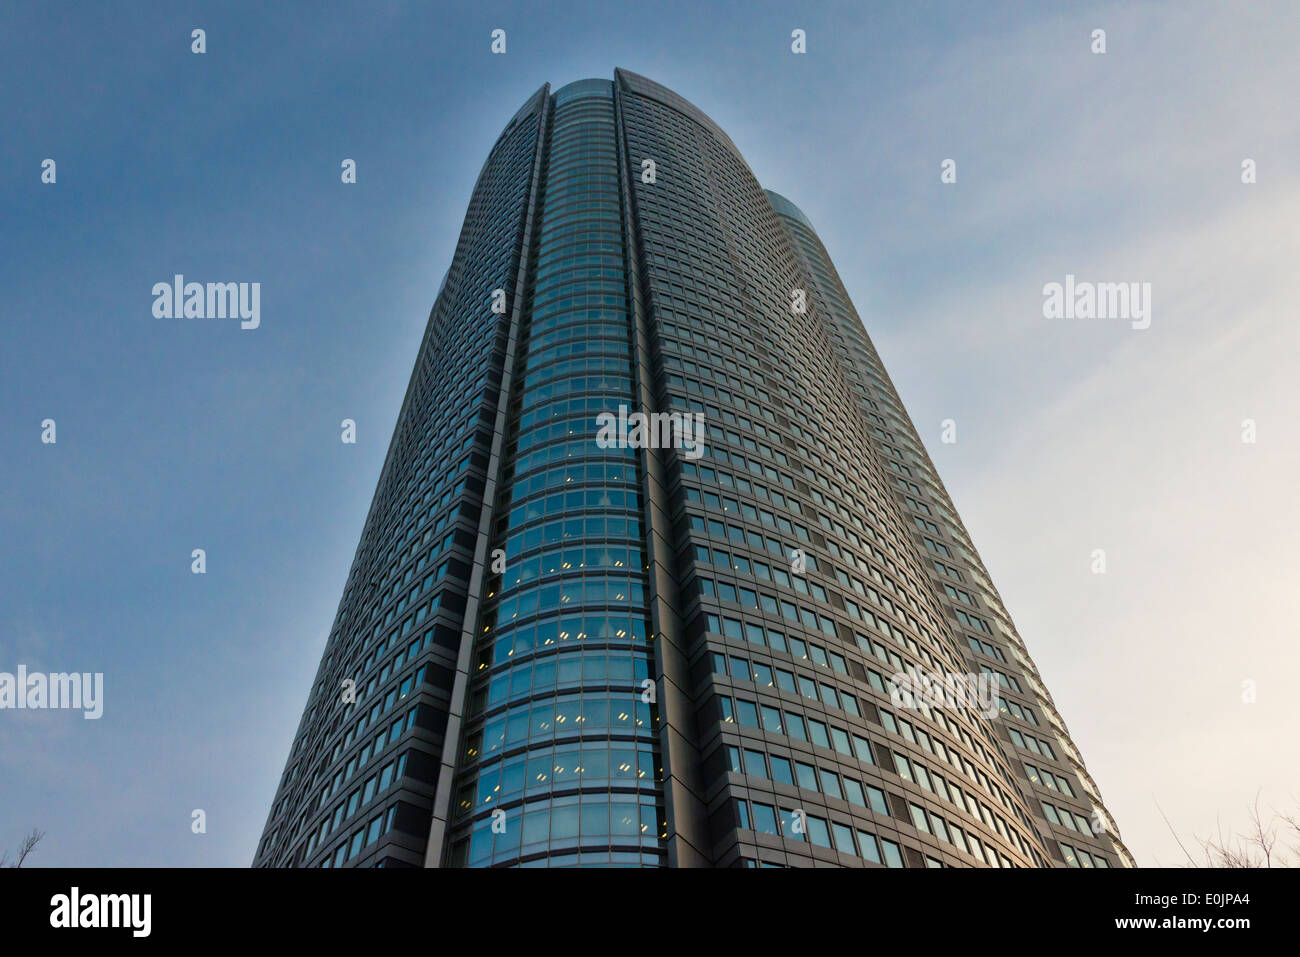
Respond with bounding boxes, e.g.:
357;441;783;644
423;86;552;867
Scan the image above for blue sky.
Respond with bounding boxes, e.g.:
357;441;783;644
2;1;1297;867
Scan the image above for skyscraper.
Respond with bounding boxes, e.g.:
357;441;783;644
253;69;1132;869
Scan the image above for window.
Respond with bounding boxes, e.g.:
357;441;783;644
752;803;779;835
950;823;967;854
770;756;794;786
761;705;783;733
819;769;843;800
833;823;857;855
931;814;950;844
880;838;905;868
795;762;819;791
857;829;882;864
737;700;759;728
727;746;743;775
735;800;751;830
867;786;890;816
893;753;913;782
780;808;805;841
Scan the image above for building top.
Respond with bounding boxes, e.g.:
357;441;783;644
764;189;816;232
553;78;613;103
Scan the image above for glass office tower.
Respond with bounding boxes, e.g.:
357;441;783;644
253;70;1133;869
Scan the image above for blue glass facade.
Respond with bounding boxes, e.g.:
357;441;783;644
255;70;1131;870
445;79;665;868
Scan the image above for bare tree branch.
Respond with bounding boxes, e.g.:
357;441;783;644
3;828;45;868
1155;798;1200;867
1174;791;1300;868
